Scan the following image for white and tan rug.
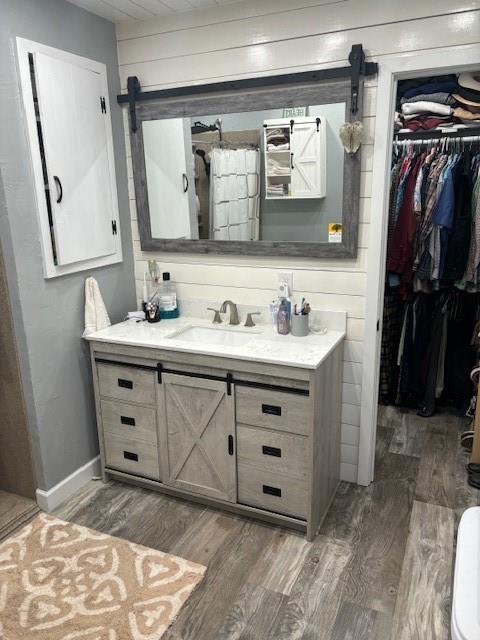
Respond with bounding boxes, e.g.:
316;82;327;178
0;513;205;639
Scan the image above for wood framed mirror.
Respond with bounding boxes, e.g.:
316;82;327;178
127;74;365;258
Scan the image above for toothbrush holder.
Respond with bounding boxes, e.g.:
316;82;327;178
291;313;309;337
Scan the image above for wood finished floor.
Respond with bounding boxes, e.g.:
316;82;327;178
0;490;39;541
48;407;477;640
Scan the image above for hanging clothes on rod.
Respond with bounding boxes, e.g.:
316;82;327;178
380;135;480;414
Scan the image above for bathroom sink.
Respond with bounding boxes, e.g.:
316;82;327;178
168;325;256;347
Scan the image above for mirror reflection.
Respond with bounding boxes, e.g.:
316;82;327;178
143;103;345;243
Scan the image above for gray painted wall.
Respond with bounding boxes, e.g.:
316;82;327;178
192;104;344;242
0;0;136;491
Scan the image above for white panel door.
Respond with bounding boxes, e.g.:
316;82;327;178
291;122;324;198
34;52;116;266
143;118;197;239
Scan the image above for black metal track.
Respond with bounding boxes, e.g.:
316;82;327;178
117;61;378;105
95;357;157;371
96;358;309;395
233;378;309;396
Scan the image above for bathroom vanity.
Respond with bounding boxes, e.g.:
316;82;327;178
86;315;344;540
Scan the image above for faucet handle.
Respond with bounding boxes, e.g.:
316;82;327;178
207;307;222;324
245;312;261;327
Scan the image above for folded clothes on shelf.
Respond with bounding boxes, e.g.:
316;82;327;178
267;158;290;175
402;116;455;131
266;183;287;197
267;142;290;150
400;76;458;100
400;92;455;106
401;101;453;117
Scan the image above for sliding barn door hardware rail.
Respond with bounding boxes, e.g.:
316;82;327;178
118;44;377;132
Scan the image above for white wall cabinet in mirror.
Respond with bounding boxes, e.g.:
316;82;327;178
17;39;122;279
264;117;326;200
127;75;367;258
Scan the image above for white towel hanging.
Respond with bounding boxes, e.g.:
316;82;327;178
83;276;110;337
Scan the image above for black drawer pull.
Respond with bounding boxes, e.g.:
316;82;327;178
262;445;282;457
118;378;133;389
120;416;136;426
228;435;234;455
262;404;281;416
123;451;138;461
263;484;281;497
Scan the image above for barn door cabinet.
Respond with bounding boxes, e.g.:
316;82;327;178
263;117;327;200
90;342;342;540
17;39;122;278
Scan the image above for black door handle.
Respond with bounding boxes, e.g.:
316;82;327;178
228;435;234;455
53;176;63;203
182;173;189;193
290;153;294;170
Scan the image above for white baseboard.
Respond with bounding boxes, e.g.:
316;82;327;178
36;456;101;512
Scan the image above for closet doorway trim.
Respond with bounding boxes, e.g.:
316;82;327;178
361;43;480;486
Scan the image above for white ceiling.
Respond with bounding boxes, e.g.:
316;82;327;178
67;0;247;23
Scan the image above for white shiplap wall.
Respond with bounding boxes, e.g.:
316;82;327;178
116;0;480;483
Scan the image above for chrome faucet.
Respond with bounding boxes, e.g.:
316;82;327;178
220;300;240;325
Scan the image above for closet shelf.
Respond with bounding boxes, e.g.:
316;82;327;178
394;126;480;140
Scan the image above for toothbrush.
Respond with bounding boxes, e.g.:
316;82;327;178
142;272;148;304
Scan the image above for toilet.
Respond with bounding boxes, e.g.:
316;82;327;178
452;507;480;640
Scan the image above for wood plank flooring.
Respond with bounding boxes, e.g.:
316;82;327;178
0;490;39;541
44;407;474;639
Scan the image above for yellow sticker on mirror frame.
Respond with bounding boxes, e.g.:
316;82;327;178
328;223;342;243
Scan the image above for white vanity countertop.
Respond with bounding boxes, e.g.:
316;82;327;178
85;316;345;369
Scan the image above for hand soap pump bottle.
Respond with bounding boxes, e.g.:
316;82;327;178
159;272;179;319
277;298;290;335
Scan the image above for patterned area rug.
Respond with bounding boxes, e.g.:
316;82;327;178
0;513;205;639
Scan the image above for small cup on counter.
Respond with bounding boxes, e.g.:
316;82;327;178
291;312;309;337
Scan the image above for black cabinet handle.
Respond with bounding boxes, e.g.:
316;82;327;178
228;435;234;455
262;445;281;457
118;378;133;389
263;484;281;497
290;153;294;170
123;451;138;461
262;404;281;416
53;176;63;203
120;416;135;426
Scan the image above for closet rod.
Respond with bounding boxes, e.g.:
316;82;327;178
394;135;480;147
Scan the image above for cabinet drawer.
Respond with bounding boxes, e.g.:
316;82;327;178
237;463;307;519
101;399;157;444
97;363;155;405
235;386;310;435
237;425;307;478
103;432;160;480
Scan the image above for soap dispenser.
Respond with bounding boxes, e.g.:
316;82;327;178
277;298;290;335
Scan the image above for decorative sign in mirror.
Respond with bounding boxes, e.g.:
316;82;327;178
124;66;374;258
143;103;345;244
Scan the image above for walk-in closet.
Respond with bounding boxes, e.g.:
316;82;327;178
379;70;480;477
